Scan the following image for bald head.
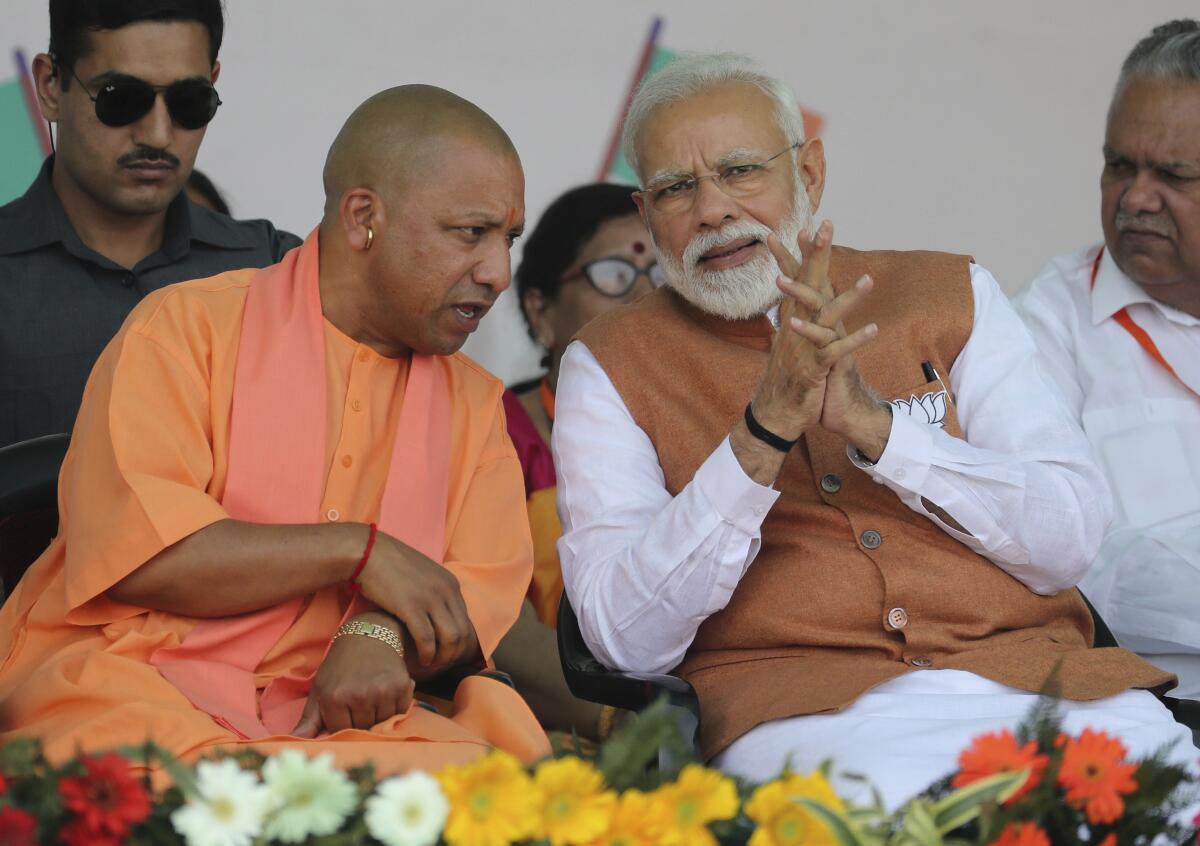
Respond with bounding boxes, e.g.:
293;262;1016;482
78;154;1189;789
322;84;517;213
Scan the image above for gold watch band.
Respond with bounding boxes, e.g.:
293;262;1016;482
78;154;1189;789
334;620;405;658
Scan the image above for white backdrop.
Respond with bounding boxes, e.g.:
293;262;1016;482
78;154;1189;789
6;2;1194;383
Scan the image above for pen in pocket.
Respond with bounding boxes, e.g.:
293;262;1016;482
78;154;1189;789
921;360;956;405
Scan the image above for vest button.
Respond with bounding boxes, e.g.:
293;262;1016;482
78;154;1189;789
909;657;933;668
887;607;908;629
326;508;340;522
820;474;842;494
860;529;882;549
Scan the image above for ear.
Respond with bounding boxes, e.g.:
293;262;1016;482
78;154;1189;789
210;60;221;86
795;137;827;211
32;53;61;122
522;288;555;350
339;187;380;252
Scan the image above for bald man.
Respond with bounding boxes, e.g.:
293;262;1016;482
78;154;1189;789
0;85;550;773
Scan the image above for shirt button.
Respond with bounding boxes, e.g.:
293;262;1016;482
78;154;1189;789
341;455;353;468
820;474;842;494
121;274;136;288
351;399;362;412
326;508;341;522
754;506;766;516
887;607;909;629
357;349;370;363
910;657;933;668
860;529;882;549
893;468;906;480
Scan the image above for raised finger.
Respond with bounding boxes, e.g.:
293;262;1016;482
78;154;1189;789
776;275;824;314
817;322;879;364
816;275;873;329
787;317;839;348
766;232;804;280
799;220;834;295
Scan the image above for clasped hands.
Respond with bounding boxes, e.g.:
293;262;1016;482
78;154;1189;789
751;220;892;462
294;534;479;737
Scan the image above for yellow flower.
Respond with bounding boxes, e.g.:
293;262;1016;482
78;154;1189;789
584;790;667;846
745;770;846;846
534;757;618;846
437;751;541;846
652;765;740;846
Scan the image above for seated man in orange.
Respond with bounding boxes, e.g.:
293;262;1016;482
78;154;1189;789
0;84;549;773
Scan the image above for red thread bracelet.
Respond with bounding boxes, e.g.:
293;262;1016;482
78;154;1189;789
348;522;377;592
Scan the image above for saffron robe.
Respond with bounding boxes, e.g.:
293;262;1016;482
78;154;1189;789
0;251;550;771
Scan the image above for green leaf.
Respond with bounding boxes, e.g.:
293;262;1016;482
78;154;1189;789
795;797;867;846
900;800;942;846
930;770;1027;833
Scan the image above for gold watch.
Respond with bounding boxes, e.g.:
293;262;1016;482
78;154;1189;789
334;620;405;658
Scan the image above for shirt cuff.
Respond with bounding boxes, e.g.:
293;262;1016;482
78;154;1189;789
696;436;782;535
847;410;933;491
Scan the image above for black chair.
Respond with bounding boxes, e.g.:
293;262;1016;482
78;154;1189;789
558;590;700;758
0;433;70;595
558;587;1200;748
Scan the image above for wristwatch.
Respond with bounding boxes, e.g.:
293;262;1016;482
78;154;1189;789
334;620;405;658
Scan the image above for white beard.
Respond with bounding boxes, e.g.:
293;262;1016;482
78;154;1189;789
654;182;816;321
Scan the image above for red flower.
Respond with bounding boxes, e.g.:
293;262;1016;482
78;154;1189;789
0;805;37;846
953;728;1049;804
58;753;150;840
1056;729;1138;825
989;821;1051;846
0;774;8;795
1097;836;1116;846
60;817;123;846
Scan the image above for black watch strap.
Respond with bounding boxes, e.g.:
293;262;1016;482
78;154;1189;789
743;403;797;452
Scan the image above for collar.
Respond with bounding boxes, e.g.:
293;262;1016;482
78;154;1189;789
1091;246;1200;328
0;155;259;259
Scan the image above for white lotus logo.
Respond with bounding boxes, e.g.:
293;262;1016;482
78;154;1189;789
891;391;948;428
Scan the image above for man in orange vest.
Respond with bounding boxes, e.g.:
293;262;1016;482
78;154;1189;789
0;84;549;772
554;51;1195;808
1017;21;1200;699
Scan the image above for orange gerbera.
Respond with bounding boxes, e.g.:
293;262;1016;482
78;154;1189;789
1055;729;1138;825
952;729;1048;804
989;821;1051;846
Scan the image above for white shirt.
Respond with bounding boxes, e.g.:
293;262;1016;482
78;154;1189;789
1015;246;1200;696
554;263;1113;675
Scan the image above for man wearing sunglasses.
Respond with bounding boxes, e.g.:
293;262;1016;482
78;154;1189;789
0;0;300;447
554;52;1197;808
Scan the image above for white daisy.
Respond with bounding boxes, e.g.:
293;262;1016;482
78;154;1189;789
171;758;273;846
261;750;359;843
364;771;450;846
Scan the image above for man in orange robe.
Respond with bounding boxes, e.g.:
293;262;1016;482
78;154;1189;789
0;85;550;773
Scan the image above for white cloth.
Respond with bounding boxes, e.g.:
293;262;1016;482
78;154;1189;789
554;263;1112;675
1015;246;1200;698
714;669;1197;813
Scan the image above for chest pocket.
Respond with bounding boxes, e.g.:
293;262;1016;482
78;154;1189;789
886;378;963;439
1082;399;1200;529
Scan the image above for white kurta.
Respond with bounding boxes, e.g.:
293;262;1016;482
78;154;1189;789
1016;245;1200;698
553;260;1196;807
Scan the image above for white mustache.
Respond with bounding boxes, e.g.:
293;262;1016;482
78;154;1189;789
1115;211;1172;237
683;221;774;269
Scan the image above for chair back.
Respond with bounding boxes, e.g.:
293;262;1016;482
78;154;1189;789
0;434;69;594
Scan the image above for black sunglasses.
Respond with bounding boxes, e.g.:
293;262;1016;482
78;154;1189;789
568;257;666;298
67;65;221;130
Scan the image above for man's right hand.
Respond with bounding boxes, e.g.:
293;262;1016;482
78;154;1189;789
355;532;476;670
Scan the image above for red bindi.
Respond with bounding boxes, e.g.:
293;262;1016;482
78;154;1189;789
632;241;646;254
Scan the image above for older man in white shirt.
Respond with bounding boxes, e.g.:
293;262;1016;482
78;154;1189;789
553;51;1197;809
1017;20;1200;698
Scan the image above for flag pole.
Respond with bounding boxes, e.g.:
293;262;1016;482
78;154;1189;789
597;16;662;182
15;49;53;156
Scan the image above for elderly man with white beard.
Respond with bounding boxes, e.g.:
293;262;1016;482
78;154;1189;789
551;52;1198;807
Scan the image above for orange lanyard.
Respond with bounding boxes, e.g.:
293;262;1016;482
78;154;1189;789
1090;248;1198;400
539;377;556;422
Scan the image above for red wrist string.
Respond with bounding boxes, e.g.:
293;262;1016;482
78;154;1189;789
348;522;377;592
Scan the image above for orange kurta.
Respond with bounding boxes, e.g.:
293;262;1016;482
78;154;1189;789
0;267;549;771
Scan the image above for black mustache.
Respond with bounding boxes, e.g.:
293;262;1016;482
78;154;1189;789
117;147;180;168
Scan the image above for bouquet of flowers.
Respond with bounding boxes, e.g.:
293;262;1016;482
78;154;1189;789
0;697;1194;846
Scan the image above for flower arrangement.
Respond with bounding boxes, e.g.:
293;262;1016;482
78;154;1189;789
0;698;1194;846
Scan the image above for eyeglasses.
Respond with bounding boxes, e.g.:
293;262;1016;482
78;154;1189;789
565;257;666;298
636;142;802;215
68;66;222;130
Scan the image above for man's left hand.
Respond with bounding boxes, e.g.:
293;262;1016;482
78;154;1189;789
293;612;414;737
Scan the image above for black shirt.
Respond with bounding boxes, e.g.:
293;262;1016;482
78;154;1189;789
0;157;302;446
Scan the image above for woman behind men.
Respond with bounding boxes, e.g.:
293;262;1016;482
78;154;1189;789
493;183;662;740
